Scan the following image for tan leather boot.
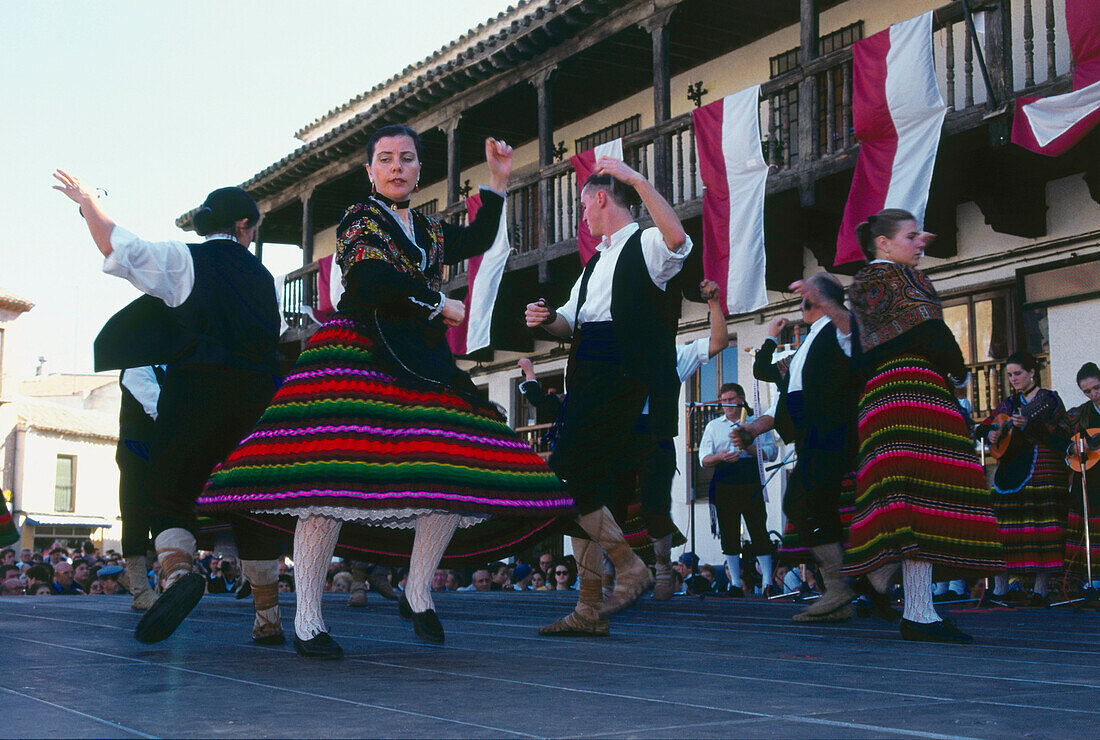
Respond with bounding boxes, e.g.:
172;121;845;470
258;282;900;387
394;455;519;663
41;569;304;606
651;535;674;601
793;543;856;621
576;508;653;617
539;537;609;636
126;555;157;611
243;560;284;645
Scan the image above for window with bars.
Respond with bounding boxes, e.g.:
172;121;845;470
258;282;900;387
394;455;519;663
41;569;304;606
54;455;75;513
575;115;640;155
769;22;865;78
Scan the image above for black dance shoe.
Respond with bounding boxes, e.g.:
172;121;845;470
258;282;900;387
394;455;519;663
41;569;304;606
853;577;901;623
398;593;444;643
1027;593;1050;608
293;632;344;659
135;573;205;644
411;608;445;644
899;617;973;644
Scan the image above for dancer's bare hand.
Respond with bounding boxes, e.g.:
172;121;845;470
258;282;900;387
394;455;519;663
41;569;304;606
517;357;536;381
486;138;513;192
52;169;95;206
700;279;720;302
525;299;554;328
767;318;788;339
592;157;642;188
441;299;465;327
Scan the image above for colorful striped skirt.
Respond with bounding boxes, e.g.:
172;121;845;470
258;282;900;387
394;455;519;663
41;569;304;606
195;315;573;567
842;355;1003;578
1065;471;1100;577
990;444;1068;572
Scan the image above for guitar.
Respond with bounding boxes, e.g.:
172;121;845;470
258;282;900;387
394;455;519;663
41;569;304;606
1067;428;1100;473
979;393;1045;460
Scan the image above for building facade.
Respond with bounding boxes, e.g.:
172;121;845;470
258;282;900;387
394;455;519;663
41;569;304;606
177;0;1100;565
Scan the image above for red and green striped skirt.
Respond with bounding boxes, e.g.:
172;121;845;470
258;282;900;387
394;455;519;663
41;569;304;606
842;355;1003;578
990;445;1068;572
196;315;572;567
1065;471;1100;577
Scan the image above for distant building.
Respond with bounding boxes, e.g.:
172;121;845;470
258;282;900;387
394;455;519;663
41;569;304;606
175;0;1100;565
0;285;123;553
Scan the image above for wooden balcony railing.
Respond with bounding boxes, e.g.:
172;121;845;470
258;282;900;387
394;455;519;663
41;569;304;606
282;261;319;328
283;0;1073;310
515;422;554;460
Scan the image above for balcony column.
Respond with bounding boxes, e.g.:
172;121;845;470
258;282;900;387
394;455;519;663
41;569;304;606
797;0;820;206
444;117;461;207
641;8;675;200
301;190;314;306
533;65;556;251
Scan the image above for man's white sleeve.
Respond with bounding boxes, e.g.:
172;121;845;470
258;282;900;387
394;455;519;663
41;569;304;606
120;366;162;421
676;337;711;382
555;273;584;332
103;226;195;308
639;228;692;291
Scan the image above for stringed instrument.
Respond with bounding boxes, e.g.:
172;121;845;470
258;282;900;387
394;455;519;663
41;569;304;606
1067;428;1100;473
983;393;1046;460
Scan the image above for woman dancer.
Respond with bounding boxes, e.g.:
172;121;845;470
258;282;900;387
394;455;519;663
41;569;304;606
196;126;571;658
845;209;1003;643
1060;362;1100;589
981;352;1068;606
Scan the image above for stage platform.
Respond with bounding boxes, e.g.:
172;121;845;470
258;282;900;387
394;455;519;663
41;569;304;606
3;590;1098;738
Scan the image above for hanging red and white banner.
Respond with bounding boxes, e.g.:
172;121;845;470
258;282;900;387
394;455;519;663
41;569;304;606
835;11;946;265
314;254;345;322
570;138;623;265
447;192;511;356
692;85;769;315
1012;0;1100;156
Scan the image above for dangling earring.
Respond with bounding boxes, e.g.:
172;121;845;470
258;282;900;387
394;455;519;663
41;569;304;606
414;180;420;193
370;179;376;196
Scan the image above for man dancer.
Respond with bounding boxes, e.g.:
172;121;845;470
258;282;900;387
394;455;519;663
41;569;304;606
116;365;164;611
56;171;284;645
526;158;691;635
733;274;891;622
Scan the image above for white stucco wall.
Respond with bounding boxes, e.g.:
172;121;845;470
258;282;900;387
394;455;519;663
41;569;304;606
1048;297;1100;406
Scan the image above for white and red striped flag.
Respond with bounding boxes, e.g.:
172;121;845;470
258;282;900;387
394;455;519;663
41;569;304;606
692;84;770;315
447;192;510;356
570;138;623;265
835;11;946;265
1012;0;1100;156
314;254;345;322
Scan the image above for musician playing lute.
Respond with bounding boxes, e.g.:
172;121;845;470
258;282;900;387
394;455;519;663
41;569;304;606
979;351;1069;607
1056;362;1100;590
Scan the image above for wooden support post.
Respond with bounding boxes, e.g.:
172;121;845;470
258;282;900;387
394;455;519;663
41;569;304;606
445;117;461;207
642;9;674;199
254;220;264;263
797;0;819;204
534;66;556;250
301;192;314;307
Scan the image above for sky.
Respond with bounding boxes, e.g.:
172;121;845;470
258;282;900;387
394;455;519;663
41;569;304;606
0;0;513;378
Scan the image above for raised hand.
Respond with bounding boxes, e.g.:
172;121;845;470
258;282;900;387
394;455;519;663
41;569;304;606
767;318;789;339
485;138;513;192
592;156;643;187
700;279;720;301
52;169;95;205
525;299;553;328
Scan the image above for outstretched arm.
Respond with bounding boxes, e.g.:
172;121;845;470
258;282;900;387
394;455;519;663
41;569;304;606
53;170;115;257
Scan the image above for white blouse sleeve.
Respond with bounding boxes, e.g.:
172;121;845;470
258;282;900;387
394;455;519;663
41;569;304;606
103;226;195;308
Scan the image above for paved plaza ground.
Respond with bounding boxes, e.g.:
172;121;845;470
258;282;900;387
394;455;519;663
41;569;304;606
3;590;1098;738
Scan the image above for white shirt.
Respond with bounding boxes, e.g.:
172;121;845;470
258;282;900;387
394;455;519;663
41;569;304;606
120;366;163;421
766;315;852;394
676;337;711;383
104;226;282;312
698;413;777;462
556;223;692;330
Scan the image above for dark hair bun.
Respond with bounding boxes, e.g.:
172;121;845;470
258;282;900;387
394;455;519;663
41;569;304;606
193;205;215;234
193;187;259;236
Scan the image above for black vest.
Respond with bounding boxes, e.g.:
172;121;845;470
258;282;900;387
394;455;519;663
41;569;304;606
94;240;279;375
566;229;680;437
